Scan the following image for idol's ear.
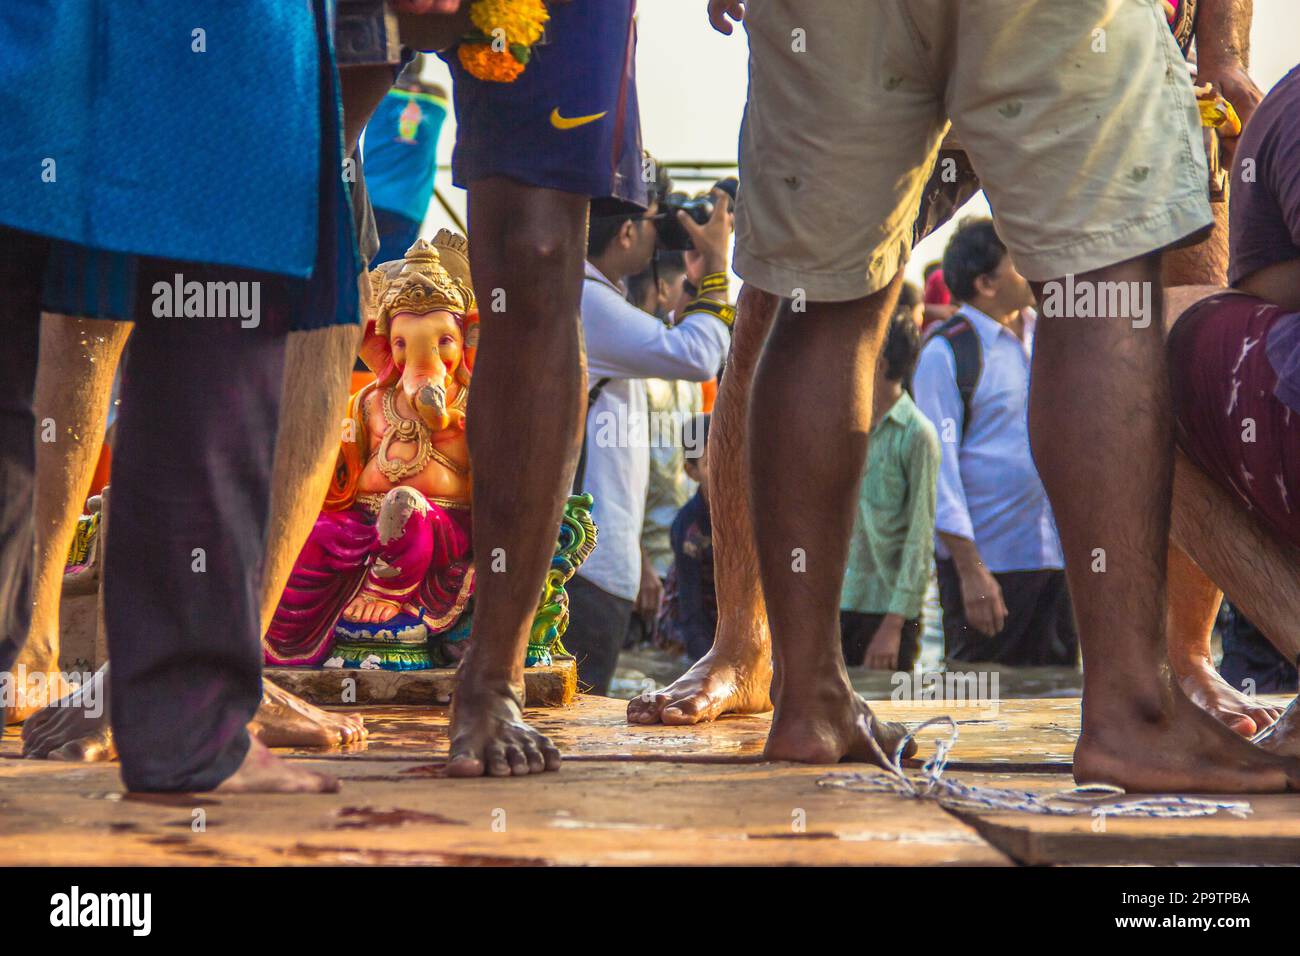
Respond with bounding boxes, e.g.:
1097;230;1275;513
457;309;480;387
359;320;400;387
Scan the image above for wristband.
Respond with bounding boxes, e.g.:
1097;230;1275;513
698;271;730;294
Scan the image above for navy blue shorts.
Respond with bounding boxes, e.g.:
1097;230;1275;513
442;0;646;208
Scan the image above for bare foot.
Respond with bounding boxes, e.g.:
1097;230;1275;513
246;680;368;748
627;623;774;725
1075;681;1300;793
1251;697;1300;757
1175;659;1280;737
447;678;560;777
24;667;366;760
22;665;115;761
214;737;339;794
764;679;917;765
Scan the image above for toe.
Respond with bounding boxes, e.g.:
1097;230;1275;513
485;743;512;777
1224;713;1258;737
541;738;562;771
447;751;486;777
662;695;709;726
522;740;546;773
50;739;90;761
505;744;529;775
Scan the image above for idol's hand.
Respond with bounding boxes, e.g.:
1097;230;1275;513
708;0;745;35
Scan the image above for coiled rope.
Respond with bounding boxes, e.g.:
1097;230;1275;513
817;716;1252;819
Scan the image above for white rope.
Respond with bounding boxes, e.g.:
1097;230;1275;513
817;716;1252;819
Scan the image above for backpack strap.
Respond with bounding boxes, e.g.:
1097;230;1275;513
573;376;611;493
935;314;983;443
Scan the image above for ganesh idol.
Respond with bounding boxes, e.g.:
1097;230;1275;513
264;232;478;670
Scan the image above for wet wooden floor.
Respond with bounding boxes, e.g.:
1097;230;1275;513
1;695;1294;866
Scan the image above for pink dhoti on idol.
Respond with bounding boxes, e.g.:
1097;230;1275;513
264;488;474;668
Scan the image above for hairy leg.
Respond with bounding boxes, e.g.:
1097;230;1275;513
627;284;778;725
749;277;914;764
446;179;586;777
4;316;130;724
1032;257;1299;792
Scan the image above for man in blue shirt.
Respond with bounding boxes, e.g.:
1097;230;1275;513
364;54;449;266
913;219;1078;666
0;0;351;794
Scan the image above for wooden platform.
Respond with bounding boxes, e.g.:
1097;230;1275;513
265;658;578;708
1;695;1294;866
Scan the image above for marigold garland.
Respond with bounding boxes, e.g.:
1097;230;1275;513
459;0;549;83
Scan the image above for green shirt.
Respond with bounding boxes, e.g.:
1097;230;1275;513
840;392;941;619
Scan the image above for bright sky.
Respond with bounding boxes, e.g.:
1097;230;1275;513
414;0;1300;287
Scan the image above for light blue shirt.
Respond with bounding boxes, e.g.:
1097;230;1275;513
912;304;1063;573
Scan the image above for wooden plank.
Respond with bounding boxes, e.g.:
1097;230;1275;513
944;778;1300;865
264;658;577;708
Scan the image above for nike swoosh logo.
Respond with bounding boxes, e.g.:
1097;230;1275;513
550;107;607;130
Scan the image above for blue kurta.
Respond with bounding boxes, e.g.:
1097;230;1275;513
0;1;322;279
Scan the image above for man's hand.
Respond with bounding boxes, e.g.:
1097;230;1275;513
1198;61;1263;166
707;0;745;35
957;563;1007;638
864;615;905;671
635;557;664;622
676;188;734;279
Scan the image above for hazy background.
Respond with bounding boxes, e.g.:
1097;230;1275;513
406;0;1300;287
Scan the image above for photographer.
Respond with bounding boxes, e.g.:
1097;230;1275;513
567;175;735;695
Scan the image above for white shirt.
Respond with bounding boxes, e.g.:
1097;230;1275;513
912;304;1063;573
576;261;730;600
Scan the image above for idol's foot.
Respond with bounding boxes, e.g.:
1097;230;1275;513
213;737;339;794
627;623;773;725
446;677;560;777
1074;682;1300;793
1175;658;1279;737
21;666;115;761
1251;697;1300;757
246;680;368;748
342;593;402;625
764;674;917;765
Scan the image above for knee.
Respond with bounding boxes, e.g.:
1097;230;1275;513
502;219;573;274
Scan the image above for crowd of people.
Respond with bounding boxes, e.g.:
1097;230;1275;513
3;0;1300;798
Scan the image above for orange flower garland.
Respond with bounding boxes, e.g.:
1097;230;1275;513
458;0;550;83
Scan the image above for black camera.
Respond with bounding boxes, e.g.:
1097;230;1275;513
653;177;739;252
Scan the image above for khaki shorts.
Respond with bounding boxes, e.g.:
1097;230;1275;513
734;0;1213;301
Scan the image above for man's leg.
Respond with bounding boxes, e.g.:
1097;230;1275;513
3;316;130;724
0;231;45;680
446;178;586;777
106;273;332;793
562;574;634;696
1030;259;1299;792
750;277;913;764
627;284;778;724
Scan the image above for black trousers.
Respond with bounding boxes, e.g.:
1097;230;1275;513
839;611;921;670
0;228;289;790
563;573;634;696
936;559;1079;667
